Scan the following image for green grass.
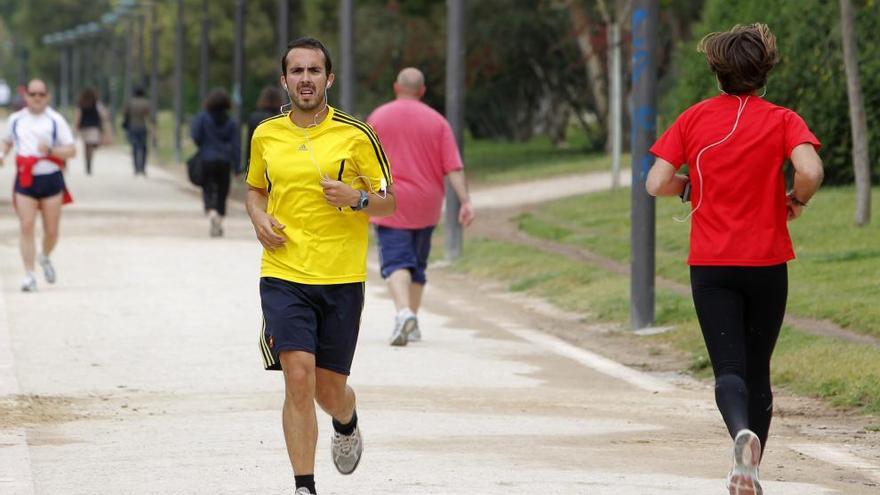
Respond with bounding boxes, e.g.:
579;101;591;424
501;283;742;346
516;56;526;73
452;237;880;414
517;186;880;338
155;110;197;166
451;186;880;414
462;133;622;184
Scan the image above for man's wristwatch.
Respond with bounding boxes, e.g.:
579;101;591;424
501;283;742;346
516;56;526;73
351;190;369;211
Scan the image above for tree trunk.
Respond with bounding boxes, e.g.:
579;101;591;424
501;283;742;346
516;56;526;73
839;0;871;225
567;0;609;131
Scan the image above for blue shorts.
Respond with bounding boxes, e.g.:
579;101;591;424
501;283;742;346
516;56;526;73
15;171;65;199
259;277;364;375
375;225;435;284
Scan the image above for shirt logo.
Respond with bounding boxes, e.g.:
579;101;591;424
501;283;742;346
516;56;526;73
298;144;307;152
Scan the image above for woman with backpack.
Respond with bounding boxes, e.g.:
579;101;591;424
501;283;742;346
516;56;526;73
191;88;242;237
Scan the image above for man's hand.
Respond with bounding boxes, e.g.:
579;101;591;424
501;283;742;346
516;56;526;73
320;178;360;208
251;211;286;251
458;201;475;227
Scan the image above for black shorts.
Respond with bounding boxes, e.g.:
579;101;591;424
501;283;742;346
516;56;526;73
15;171;65;199
259;277;365;375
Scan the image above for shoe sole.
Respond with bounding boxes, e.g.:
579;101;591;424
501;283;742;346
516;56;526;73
729;431;763;495
389;316;417;347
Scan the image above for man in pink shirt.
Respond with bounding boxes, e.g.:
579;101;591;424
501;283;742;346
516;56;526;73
368;67;474;346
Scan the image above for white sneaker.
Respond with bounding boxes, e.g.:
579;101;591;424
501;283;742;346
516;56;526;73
331;425;363;475
38;255;56;284
209;216;223;237
21;273;37;293
389;309;417;346
294;488;313;495
408;318;422;342
726;429;763;495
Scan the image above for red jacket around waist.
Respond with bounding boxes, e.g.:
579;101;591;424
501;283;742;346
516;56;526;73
14;154;73;205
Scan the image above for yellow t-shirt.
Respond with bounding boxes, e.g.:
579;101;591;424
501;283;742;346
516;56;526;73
246;107;392;284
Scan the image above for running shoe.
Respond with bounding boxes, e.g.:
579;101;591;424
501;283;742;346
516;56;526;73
331;425;363;475
726;429;763;495
408;318;422;342
210;216;222;237
294;488;313;495
38;254;56;284
20;273;37;293
389;309;417;346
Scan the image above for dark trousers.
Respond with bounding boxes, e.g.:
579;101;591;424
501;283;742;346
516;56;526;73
201;159;231;216
690;263;788;453
128;128;148;174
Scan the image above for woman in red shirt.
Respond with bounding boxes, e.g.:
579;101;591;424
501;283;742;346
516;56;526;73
647;23;823;494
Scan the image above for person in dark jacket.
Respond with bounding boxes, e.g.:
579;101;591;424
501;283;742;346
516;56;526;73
123;86;152;176
245;85;283;172
191;88;242;237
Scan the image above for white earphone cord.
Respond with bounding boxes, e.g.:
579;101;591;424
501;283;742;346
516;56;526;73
282;82;388;202
674;95;750;223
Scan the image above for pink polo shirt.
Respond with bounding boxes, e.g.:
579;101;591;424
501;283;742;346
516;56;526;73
367;98;463;229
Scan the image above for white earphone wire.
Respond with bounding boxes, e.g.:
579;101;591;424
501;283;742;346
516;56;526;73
280;81;388;205
674;95;750;223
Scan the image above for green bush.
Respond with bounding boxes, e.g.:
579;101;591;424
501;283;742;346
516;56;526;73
662;0;880;185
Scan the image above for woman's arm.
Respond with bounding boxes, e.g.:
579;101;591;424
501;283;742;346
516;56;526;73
646;158;689;197
789;144;823;204
190;113;203;146
787;143;824;219
72;109;82;136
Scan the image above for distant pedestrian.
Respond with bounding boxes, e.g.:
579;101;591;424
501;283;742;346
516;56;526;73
191;88;242;237
246;37;395;495
123;86;152;176
367;67;474;346
73;87;111;175
646;23;824;495
0;79;76;292
246;85;283;171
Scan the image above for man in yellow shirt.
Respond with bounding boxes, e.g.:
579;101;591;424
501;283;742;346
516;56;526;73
246;37;395;495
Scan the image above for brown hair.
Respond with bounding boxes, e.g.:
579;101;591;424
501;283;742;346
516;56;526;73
203;87;231;112
256;85;283;111
78;87;97;108
698;23;778;95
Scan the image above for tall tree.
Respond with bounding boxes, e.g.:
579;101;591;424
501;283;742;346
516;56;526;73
567;0;609;136
839;0;871;225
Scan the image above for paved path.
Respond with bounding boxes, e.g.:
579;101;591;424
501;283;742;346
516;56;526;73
1;144;878;494
470;170;631;209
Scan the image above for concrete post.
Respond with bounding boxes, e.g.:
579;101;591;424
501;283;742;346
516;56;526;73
444;0;465;260
173;0;184;163
629;0;657;329
339;0;355;113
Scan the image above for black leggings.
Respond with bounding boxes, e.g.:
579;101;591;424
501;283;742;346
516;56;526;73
201;159;231;216
690;264;787;453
